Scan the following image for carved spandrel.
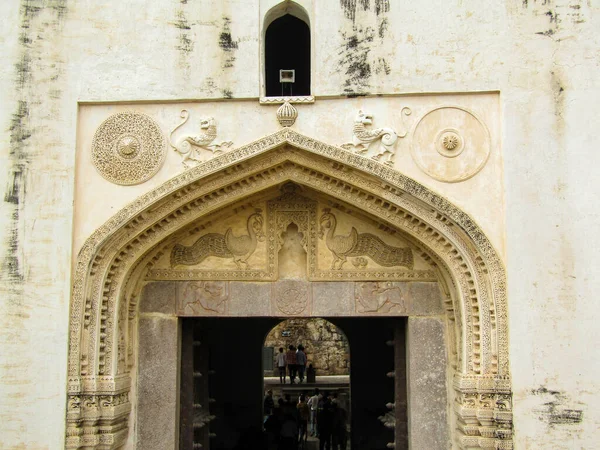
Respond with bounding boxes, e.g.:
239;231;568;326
411;106;491;183
91;111;166;185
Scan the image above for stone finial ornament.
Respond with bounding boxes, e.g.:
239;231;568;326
91;111;166;185
276;100;298;127
169;109;234;168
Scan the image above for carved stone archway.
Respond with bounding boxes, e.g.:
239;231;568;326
66;129;512;449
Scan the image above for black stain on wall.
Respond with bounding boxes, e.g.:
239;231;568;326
340;0;389;22
219;16;238;69
175;10;193;53
338;26;375;96
374;0;390;16
532;387;584;427
337;0;390;95
4;1;67;282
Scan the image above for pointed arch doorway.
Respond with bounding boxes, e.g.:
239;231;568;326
66;130;512;450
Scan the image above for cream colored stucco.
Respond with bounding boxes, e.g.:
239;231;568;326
1;0;599;448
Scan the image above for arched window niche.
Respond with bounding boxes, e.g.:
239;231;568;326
262;1;313;101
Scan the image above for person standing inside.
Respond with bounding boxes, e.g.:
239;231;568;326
297;394;310;448
317;392;334;450
264;389;275;417
307;388;320;437
296;344;307;384
286;345;297;384
277;347;287;384
331;399;348;450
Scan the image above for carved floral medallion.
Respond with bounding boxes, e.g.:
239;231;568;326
411;106;491;183
272;280;310;315
91;111;166;185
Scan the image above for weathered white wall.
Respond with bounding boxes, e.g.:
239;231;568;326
1;0;599;448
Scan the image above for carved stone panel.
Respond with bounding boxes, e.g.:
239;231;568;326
411;106;491;183
148;187;437;283
271;280;311;316
355;281;411;314
148;207;272;281
315;207;436;281
178;281;229;315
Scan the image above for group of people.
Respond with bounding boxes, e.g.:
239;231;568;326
263;389;348;450
276;345;308;384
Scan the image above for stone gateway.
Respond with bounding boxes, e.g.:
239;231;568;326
0;1;598;449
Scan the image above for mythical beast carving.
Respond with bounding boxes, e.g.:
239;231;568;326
341;110;398;165
171;209;265;269
169;109;233;167
319;209;413;270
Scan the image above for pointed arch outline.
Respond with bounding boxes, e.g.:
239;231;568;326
66;129;512;449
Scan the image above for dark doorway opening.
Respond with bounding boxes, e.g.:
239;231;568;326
179;317;407;450
265;14;311;97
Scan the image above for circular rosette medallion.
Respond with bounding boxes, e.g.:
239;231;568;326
275;281;309;315
411;107;491;183
92;111;166;185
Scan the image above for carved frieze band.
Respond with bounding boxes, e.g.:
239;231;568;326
173;280;441;317
148;185;436;282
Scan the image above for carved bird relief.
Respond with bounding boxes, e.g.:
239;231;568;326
171;209;265;270
319;209;413;270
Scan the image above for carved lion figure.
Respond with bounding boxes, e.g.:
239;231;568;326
341;110;398;165
169;109;233;167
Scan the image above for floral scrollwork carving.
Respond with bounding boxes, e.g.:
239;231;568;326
91;111;166;185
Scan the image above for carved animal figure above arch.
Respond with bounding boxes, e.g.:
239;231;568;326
169;109;233;167
319;208;414;270
170;209;265;270
340;109;410;166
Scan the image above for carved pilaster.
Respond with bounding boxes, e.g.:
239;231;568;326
66;376;132;450
454;374;513;449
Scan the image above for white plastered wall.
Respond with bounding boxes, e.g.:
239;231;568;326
0;0;599;448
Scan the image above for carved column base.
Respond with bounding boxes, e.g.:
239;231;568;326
454;374;513;449
66;376;132;450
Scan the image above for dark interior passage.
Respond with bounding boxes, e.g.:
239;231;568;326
265;14;311;96
180;317;407;450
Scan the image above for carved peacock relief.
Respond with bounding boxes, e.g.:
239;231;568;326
319;209;413;270
171;209;265;270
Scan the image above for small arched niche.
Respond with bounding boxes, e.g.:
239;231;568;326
264;2;311;97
